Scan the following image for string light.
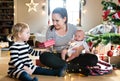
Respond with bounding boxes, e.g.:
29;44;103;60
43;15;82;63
26;0;39;12
42;0;46;14
81;0;86;6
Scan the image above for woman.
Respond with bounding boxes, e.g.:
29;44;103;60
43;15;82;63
46;7;77;53
40;7;98;76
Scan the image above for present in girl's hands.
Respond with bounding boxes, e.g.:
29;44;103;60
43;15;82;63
38;39;55;48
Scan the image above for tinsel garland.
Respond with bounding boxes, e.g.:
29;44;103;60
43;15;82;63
86;33;120;47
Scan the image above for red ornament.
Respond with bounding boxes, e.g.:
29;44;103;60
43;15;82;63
107;50;113;57
102;10;110;21
87;41;93;51
112;11;120;19
118;0;120;4
117;45;120;49
88;41;93;47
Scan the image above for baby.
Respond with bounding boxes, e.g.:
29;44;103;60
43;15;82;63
61;30;90;60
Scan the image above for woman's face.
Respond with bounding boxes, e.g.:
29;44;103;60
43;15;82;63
52;13;66;30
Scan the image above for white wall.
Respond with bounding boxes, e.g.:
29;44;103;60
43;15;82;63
14;0;117;33
81;0;103;32
14;0;48;34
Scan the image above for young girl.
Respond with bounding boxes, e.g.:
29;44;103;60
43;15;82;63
8;22;67;81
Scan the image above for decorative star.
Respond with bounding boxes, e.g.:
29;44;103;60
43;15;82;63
26;0;39;12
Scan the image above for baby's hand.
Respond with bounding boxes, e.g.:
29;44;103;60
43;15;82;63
61;49;68;60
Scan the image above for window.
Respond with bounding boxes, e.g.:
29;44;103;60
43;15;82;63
48;0;81;26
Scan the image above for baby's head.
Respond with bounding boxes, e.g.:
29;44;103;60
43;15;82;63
74;30;85;41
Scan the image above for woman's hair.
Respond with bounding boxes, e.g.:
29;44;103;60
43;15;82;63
50;7;68;30
52;7;68;24
11;22;29;40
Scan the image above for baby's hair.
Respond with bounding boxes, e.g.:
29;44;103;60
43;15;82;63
11;22;29;39
76;30;85;36
76;29;84;33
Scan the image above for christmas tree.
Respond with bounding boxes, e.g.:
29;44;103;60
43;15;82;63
86;33;120;47
86;0;120;48
102;0;120;26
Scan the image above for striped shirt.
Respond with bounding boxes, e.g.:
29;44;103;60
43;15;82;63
8;42;41;78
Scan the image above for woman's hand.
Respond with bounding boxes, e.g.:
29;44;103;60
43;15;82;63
23;66;33;75
66;46;84;62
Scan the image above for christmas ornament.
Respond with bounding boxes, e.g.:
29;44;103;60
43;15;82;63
112;11;120;19
87;41;93;51
118;0;120;4
88;41;93;48
102;10;110;20
101;0;120;26
107;50;113;57
117;45;120;49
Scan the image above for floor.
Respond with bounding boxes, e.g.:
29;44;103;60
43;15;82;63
0;50;120;81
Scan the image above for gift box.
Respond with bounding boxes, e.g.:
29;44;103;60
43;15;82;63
38;39;55;48
36;59;45;67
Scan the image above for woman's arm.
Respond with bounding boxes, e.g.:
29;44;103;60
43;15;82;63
66;45;84;62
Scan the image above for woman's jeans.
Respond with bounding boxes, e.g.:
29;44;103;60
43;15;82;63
69;53;98;67
40;52;67;69
40;52;98;73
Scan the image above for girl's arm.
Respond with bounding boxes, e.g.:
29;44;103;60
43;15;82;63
28;46;50;56
28;46;41;56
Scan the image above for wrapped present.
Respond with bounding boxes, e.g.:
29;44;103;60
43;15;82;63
36;59;45;67
38;39;55;48
0;42;9;48
99;53;105;61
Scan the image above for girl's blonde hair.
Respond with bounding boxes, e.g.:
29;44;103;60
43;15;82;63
11;22;29;40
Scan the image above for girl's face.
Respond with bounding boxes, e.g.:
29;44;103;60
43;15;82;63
74;31;85;41
52;13;66;30
18;28;30;42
